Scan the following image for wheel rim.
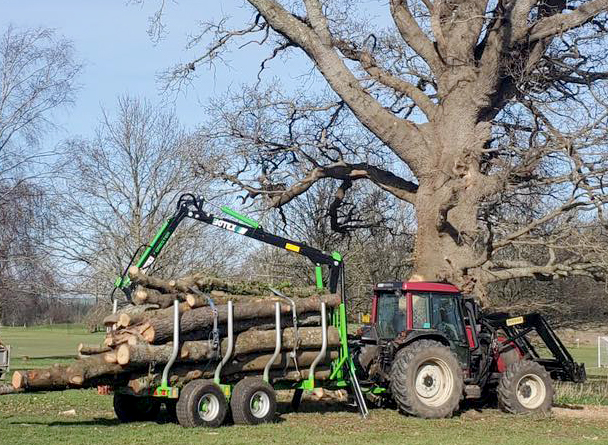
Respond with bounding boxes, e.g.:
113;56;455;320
250;390;271;419
414;358;454;407
516;374;546;410
198;393;220;421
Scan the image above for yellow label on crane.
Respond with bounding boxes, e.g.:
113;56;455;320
285;243;301;252
506;316;524;326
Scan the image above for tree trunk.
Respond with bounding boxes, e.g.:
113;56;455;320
141;294;340;343
116;326;340;366
12;353;125;390
78;344;111;356
128;368;331;393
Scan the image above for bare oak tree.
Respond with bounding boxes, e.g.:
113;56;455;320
162;0;608;300
53;95;235;304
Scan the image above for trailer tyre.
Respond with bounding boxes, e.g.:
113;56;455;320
176;379;228;428
497;360;553;414
389;339;463;419
230;378;277;425
113;394;160;422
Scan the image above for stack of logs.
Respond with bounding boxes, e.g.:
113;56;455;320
10;267;341;394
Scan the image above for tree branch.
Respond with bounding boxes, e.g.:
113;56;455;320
389;0;444;74
528;0;608;42
217;160;419;206
246;0;427;172
334;40;437;119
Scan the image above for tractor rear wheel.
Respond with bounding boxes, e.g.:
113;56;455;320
497;360;553;414
113;393;160;422
176;379;228;427
230;378;277;425
389;339;463;418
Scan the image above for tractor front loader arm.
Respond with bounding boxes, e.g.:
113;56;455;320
484;312;586;383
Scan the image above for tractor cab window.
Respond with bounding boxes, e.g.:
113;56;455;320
430;295;466;342
376;291;407;338
412;294;429;329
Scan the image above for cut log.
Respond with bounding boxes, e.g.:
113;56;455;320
128;368;331;393
102;314;119;328
104;352;118;364
117;302;191;328
132;286;186;308
116;327;340;366
12;354;125;390
128;266;324;298
0;384;21;395
142;293;340;343
104;324;151;347
77;344;111;356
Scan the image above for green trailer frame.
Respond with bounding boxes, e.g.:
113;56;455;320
112;194;369;417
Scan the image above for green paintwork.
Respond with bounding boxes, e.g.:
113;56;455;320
220;206;260;229
315;266;323;289
113;220;173;290
136;220;171;268
331;251;342;262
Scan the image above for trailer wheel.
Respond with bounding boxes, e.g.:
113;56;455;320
113;394;160;422
230;378;277;425
497;360;553;414
389;339;463;419
176;380;228;428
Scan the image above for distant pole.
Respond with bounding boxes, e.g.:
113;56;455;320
598;336;601;368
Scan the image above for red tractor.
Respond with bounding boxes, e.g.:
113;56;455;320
353;281;585;418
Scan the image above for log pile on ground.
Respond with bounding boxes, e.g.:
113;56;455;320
10;267;340;394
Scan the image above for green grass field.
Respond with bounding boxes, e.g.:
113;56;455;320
1;325;608;444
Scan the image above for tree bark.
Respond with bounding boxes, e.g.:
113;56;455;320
128;368;331;393
132;286;186;308
78;344;111;356
12;353;125;390
141;293;340;343
116;326;340;366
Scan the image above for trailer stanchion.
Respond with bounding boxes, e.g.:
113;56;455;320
308;302;327;380
263;302;282;383
160;299;180;391
214;301;234;385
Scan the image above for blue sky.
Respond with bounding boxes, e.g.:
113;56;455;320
1;0;312;147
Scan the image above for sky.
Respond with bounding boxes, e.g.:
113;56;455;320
1;0;315;148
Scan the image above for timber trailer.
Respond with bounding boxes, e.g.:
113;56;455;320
108;193;585;425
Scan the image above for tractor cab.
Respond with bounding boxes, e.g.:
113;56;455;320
362;281;476;368
370;282;469;343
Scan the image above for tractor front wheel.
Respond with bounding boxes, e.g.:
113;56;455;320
389;339;463;418
497;360;553;414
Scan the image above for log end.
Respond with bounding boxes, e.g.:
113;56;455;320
70;375;84;385
132;289;148;305
118;313;132;328
12;371;25;389
142;328;155;343
116;344;130;366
